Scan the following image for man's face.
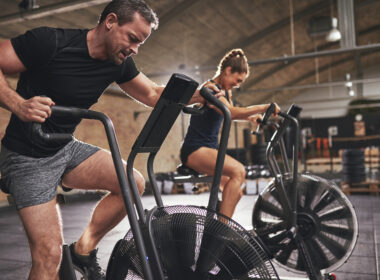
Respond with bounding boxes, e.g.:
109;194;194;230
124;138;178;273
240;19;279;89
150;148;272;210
106;12;152;65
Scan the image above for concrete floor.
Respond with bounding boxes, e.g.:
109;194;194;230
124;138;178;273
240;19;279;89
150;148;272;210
0;192;379;279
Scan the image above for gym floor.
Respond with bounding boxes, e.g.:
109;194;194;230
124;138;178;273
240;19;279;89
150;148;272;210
0;192;378;280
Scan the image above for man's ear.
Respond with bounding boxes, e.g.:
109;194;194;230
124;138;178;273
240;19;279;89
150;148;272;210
105;13;118;30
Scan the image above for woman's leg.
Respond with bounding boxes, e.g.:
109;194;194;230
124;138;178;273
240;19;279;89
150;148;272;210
186;147;246;217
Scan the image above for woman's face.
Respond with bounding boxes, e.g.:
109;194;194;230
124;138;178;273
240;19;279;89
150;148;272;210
221;67;247;90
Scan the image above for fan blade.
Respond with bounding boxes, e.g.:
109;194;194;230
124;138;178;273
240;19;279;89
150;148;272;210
276;241;296;265
270;187;289;210
272;180;294;213
319;206;351;221
320;224;354;240
317;233;346;259
267;230;289;245
264;231;289;256
259;199;285;219
313;189;337;213
256;221;288;236
303;179;319;210
295;249;306;271
304;238;331;269
268;187;281;202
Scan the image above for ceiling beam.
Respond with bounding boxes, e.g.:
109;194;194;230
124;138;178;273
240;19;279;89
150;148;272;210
253;48;379;104
242;42;337;90
282;94;380;106
148;39;380;79
243;77;380;94
203;0;330;66
146;0;380;79
0;0;110;26
246;43;380;66
241;22;380;91
206;0;380;68
156;0;203;29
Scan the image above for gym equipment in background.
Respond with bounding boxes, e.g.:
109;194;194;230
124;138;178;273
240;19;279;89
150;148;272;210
252;104;358;280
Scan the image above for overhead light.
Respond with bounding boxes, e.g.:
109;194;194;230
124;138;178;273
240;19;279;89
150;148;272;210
194;65;200;76
326;17;342;42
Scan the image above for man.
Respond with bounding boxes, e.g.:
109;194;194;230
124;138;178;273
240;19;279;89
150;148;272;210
0;0;218;279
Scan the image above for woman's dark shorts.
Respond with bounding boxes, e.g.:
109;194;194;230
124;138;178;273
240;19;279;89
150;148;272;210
180;145;201;165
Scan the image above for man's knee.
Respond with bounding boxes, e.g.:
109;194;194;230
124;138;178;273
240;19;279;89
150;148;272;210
32;240;62;267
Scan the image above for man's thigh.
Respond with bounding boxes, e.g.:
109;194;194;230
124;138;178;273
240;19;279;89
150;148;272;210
62;149;144;193
19;199;63;248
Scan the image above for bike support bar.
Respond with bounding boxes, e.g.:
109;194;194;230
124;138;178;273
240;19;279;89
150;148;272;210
200;88;232;211
34;106;155;280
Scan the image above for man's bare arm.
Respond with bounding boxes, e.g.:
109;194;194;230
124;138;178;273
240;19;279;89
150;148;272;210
119;73;222;107
0;40;54;122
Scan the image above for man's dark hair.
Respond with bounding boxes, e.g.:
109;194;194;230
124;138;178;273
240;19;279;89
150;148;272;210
99;0;159;30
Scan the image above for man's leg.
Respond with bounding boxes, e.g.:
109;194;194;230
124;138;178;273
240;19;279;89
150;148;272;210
62;149;145;255
186;147;246;217
18;198;63;280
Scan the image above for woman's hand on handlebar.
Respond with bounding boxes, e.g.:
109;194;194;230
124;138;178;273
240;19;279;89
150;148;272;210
188;82;224;105
248;114;263;126
15;96;55;123
267;102;281;116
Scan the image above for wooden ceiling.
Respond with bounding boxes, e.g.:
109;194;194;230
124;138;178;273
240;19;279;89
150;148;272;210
1;0;380;106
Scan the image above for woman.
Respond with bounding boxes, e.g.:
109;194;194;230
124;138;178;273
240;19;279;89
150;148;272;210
180;48;280;218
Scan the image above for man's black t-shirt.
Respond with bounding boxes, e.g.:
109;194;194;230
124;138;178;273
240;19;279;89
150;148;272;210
2;27;140;157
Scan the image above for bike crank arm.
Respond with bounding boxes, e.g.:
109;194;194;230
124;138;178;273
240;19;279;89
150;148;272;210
294;233;324;280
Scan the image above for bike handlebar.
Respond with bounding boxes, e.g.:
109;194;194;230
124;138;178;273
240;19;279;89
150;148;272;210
255;102;276;134
182;85;222;116
31;106;108;142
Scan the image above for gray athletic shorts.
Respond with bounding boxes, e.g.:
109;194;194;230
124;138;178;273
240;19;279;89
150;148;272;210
0;139;100;210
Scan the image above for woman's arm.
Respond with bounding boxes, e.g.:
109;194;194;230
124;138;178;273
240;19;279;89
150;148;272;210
214;95;279;120
229;103;274;120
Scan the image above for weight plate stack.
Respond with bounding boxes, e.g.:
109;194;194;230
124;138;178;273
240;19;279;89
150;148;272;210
342;149;366;184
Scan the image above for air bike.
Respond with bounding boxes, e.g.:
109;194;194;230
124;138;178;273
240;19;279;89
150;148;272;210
251;104;358;280
35;73;278;280
36;73;356;280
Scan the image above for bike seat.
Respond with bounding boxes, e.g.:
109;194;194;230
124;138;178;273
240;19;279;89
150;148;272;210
176;164;202;177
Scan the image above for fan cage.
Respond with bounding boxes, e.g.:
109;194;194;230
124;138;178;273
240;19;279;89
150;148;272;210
253;173;358;275
111;205;279;280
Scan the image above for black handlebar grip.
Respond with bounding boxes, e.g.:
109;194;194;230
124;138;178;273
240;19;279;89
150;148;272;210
254;103;276;134
183;86;221;115
261;103;276;125
30;105;82;142
31;122;73;142
182;104;208;115
200;87;218;103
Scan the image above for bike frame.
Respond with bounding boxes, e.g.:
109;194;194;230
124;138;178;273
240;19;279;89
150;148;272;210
262;105;328;280
43;73;233;280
